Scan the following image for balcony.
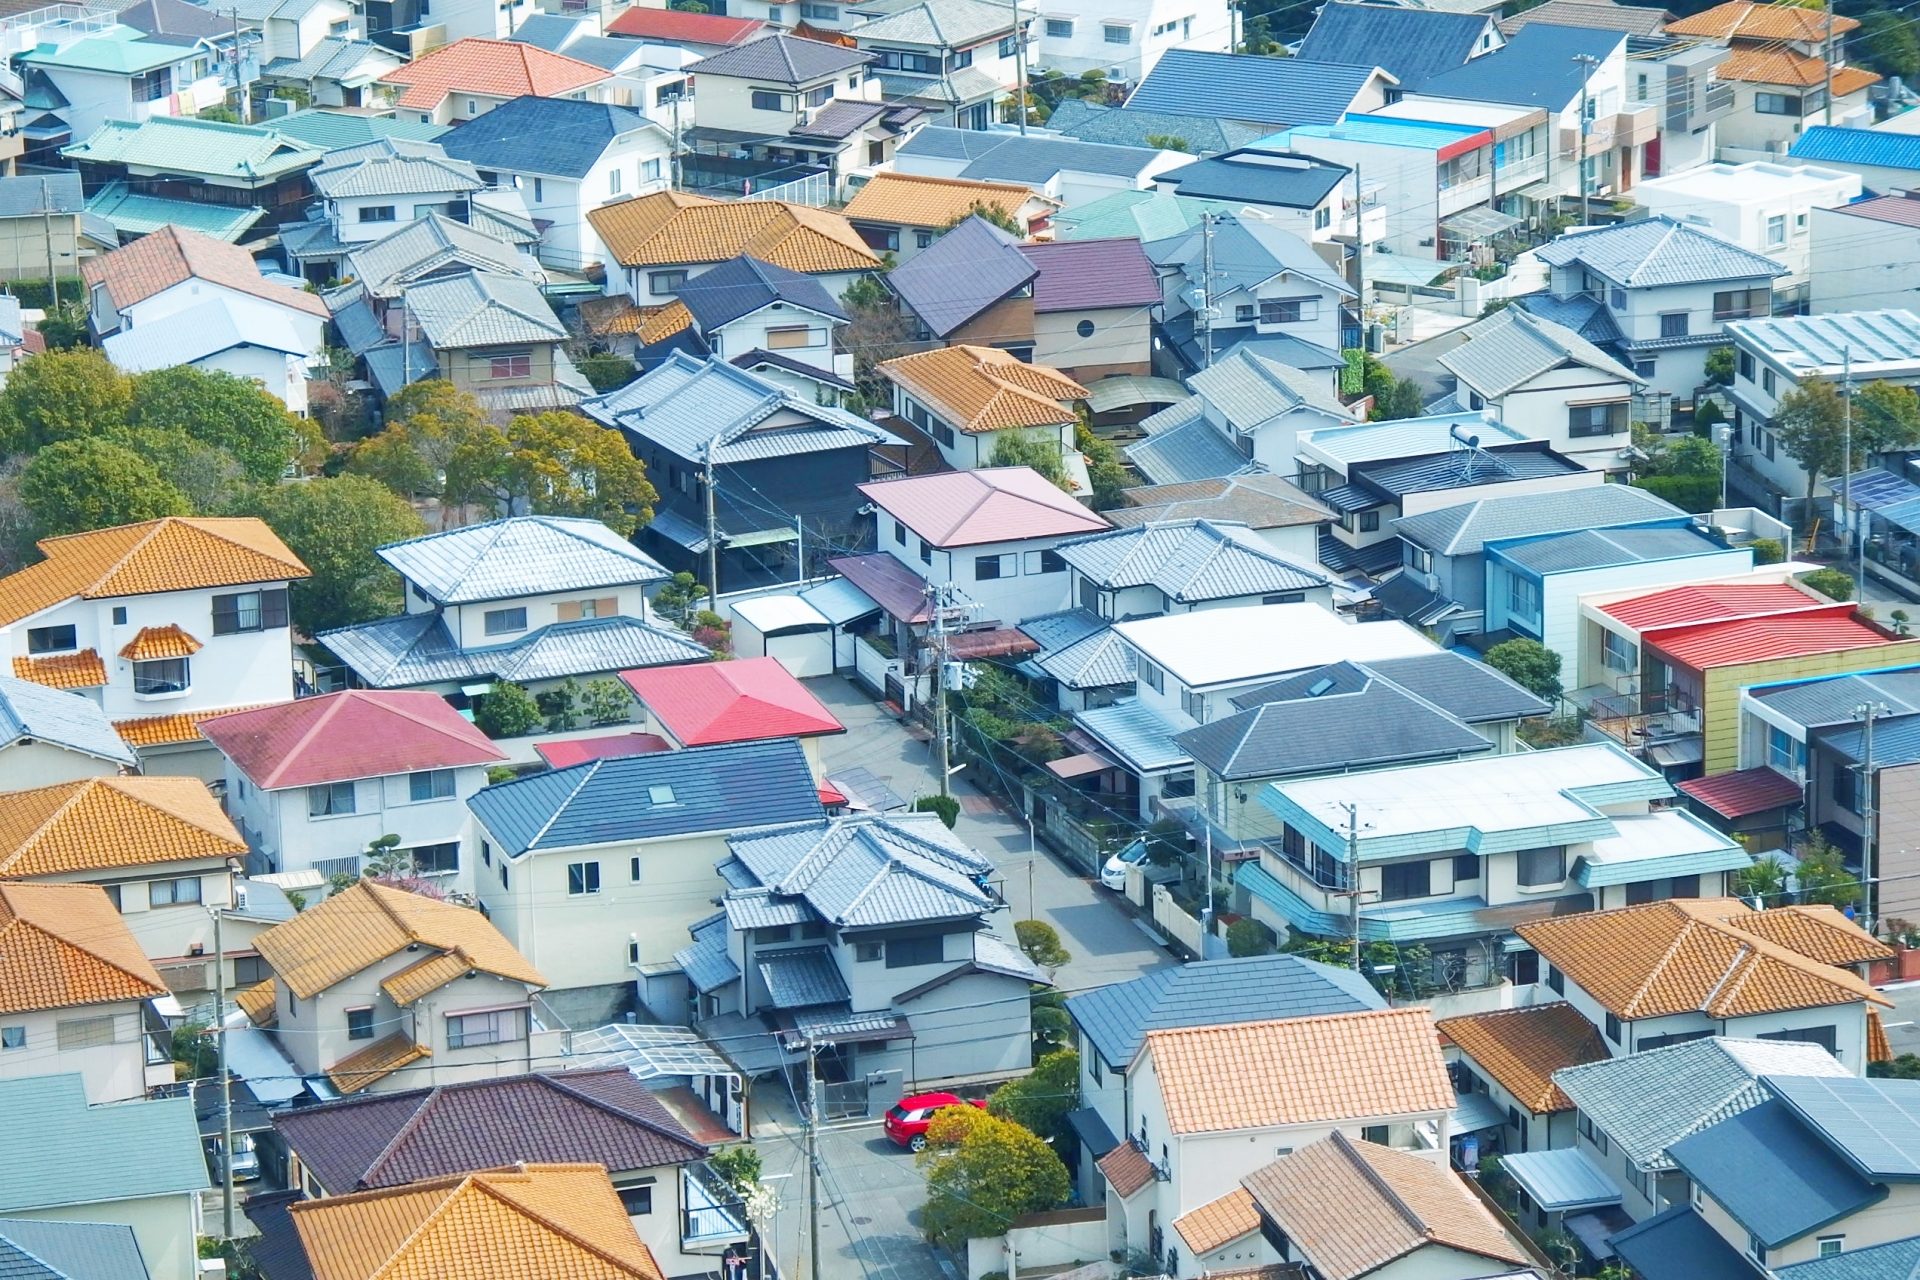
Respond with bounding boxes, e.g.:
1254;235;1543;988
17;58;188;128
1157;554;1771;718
1585;687;1702;763
1493;151;1548;191
682;1161;750;1252
1613;103;1660;148
1669;79;1736;132
1438;173;1495;217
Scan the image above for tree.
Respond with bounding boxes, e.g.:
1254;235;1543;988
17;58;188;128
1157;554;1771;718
1372;375;1428;421
917;1107;1070;1248
652;571;702;625
1076;420;1131;509
503;411;657;535
130;366;317;483
1862;9;1920;79
1733;852;1791;904
838;276;915;408
575;352;639;393
1227;917;1275;957
536;676;582;732
351;382;510;514
1751;537;1785;565
990;430;1070;490
708;1146;762;1192
988;1049;1079;1148
474;680;542;739
1029;989;1071;1059
580;677;633;725
941;201;1021;235
1664;434;1724;477
1144;133;1191;152
1015;919;1071;970
0;348;133;454
35;301;88;351
237;475;426;633
913;794;960;828
1704;346;1736;385
1775;378;1920;502
1795;832;1863;910
1484;637;1562;701
1872;1053;1920;1080
17;438;190;537
1800;566;1856;602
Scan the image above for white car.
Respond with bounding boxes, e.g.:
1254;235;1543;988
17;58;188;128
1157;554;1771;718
1100;839;1149;891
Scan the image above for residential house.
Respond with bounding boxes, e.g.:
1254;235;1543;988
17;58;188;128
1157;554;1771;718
201;690;509;896
280;137;488;281
1811;192;1920;315
1368;96;1558;219
249;879;554;1095
603;7;769;57
877;344;1090;480
1106;473;1332;563
378;38;612;126
505;15;699;135
1152;148;1355;244
694;811;1044;1100
402;268;593;411
437;95;673;273
271;1070;714;1277
677;34;895;188
0;172;88;283
225;0;362;66
283;1164;666;1280
881;214;1034;358
260;37;405;111
0;882;170;1103
1499;0;1674;38
891;127;1188;210
18;27;230;150
845;0;1022;130
0;673;137;785
1793;124;1920;194
580;354;901;590
1438;306;1649;472
0;1222;151;1280
1436;1002;1609;1159
1634;161;1859;312
0;516;310;776
1126;348;1359;492
586;189;880;310
64;116;326;233
79;223;329;350
1029;0;1232;83
633;252;852;386
0;1074;205;1280
1055;520;1331;623
1044;102;1268;158
315;515;705;702
465;738;825;1008
1125;49;1394;131
269;107;451;150
841;172;1056;261
1676;762;1808;853
1664;1;1878;159
620;657;844;780
1724;310;1920;511
1098;1006;1455;1277
1297;2;1502;95
1016;608;1138;712
101;290;317;411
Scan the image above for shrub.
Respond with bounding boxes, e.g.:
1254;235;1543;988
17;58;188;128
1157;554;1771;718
474;681;541;739
1799;566;1856;602
1750;537;1785;565
1016;919;1071;969
918;1108;1070;1248
1632;473;1719;513
913;793;960;828
536;677;582;733
1483;637;1562;701
988;1049;1079;1146
581;677;633;725
1227;917;1275;957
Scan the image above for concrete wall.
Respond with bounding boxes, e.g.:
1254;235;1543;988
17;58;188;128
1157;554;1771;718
0;211;82;282
1810;204;1920;314
0;739;122;787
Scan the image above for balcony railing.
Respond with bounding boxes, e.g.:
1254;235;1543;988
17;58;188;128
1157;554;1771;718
682;1162;750;1250
1493;152;1548;189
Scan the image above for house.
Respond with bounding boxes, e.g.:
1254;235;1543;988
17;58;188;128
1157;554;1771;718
1054;520;1330;631
1664;1;1878;158
101;291;316;411
284;1164;666;1280
1062;953;1386;1202
877;345;1090;479
0;672;136;784
269;109;451;150
402;269;593;411
1793;125;1920;194
378;38;611;126
280;137;488;281
260;37;405;111
1052;187;1235;244
841;172;1057;260
1152;147;1354;242
634;252;852;386
0;516;310;776
0;172;88;283
63;116;326;232
586;189;880;310
79;223;330;349
1127;349;1359;493
0;1074;205;1280
437;95;673;273
1106;473;1332;563
225;0;361;65
603;6;768;57
1045;101;1266;158
1125;49;1394;130
695;811;1044;1099
0;1222;151;1280
891;127;1188;210
580;354;902;591
1029;0;1231;83
1098;1006;1455;1277
271;1070;715;1277
883;214;1036;357
1438;306;1648;472
466;737;825;1010
505;15;699;135
248;879;553;1095
201;690;509;895
1436;1001;1609;1159
315;515;704;702
1296;2;1502;94
1811;193;1920;315
845;0;1021;130
1366;96;1557;221
17;27;231;152
620;657;844;779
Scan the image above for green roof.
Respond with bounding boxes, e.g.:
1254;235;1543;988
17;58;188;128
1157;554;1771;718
270;108;450;151
1053;189;1234;243
19;27;198;74
0;1075;207;1212
87;181;264;241
63;115;324;181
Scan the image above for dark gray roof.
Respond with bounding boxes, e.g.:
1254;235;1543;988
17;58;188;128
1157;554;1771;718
117;0;233;39
1156;147;1349;210
503;12;588;50
1127;49;1385;127
0;1221;148;1280
1417;21;1625;110
791;99;886;140
1816;714;1920;769
1033;625;1135;690
757;947;850;1008
678;254;848;333
0;172;82;218
957;132;1170;182
1360;651;1551;722
241;1189;313;1280
1492;524;1723;574
1107;471;1333;533
1767;1075;1920;1182
470;737;823;854
884;214;1032;337
1757;670;1920;731
435;95;661;180
319;612;707;689
1351;443;1585;502
730;347;855;391
675;911;738;993
687;33;872;85
1145;210;1354;297
1064;953;1385;1067
1392;483;1685;556
1776;1234;1920;1280
1297;2;1494;93
1608;1206;1756;1280
1513;290;1627;348
727;813;995;928
1667;1099;1884;1250
1045;99;1269;154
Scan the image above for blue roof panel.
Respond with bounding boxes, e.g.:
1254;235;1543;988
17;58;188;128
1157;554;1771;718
1417;22;1626;110
1128;50;1381;127
1608;1206;1757;1280
1296;2;1493;93
1793;125;1920;172
437;95;659;179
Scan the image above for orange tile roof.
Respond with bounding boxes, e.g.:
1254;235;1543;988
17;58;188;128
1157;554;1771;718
1716;46;1830;86
12;649;106;689
290;1163;665;1280
1242;1134;1532;1280
1832;64;1884;96
878;345;1088;434
327;1032;431;1094
1174;1188;1261;1255
380;950;475;1007
841;172;1051;230
0;775;244;878
377;37;607;111
1434;1002;1609;1115
1097;1141;1155;1197
1145;1007;1455;1136
0;881;168;1013
638;299;693;345
1664;0;1857;40
254;879;545;1000
118;624;202;661
1729;902;1893;965
82;224;331;318
237;977;277;1028
0;516;308;627
586;189;880;273
115;702;278;748
1515;897;1893;1020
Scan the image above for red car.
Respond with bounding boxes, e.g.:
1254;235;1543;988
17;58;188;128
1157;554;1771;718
883;1092;986;1151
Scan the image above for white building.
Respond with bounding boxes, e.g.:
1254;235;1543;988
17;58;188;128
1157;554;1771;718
1030;0;1230;82
102;293;315;412
18;26;231;145
878;346;1092;482
81;223;330;350
1632;161;1860;310
228;0;363;64
1810;193;1920;315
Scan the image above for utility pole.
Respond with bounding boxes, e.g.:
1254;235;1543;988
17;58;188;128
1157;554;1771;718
932;582;953;797
670;91;684;191
39;176;54;308
1825;0;1836;126
805;1038;823;1280
794;514;805;587
1844;346;1860;602
1200;825;1214;953
1199;213;1217;369
1574;54;1599;228
1010;0;1027;134
1857;702;1889;932
214;903;234;1241
703;436;720;612
1341;802;1363;973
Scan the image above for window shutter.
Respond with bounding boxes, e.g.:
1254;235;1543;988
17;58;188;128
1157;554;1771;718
558;601;584;622
597;597;618;617
261;589;289;629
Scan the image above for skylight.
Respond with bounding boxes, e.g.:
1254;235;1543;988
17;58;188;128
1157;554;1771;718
649;784;676;805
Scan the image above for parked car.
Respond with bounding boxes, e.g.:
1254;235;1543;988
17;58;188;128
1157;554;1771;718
207;1134;259;1182
883;1092;987;1152
1100;839;1149;891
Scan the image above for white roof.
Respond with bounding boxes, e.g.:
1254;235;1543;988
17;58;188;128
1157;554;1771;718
566;1022;738;1082
1374;98;1543;128
1113;602;1435;689
732;593;829;632
101;294;312;374
1634;160;1859;206
1296;410;1534;470
1581;810;1737;866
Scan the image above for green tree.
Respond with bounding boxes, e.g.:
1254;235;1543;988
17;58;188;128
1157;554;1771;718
1704;346;1736;385
1732;852;1791;903
130;366;316;483
503;411;657;535
1484;636;1562;701
1227;917;1275;957
17;438;190;537
1076;420;1131;509
917;1107;1070;1247
941;201;1022;235
1664;434;1724;477
474;680;542;739
1372;375;1428;420
580;677;633;725
0;348;133;453
1775;379;1920;503
536;676;582;732
1872;1053;1920;1079
838;275;914;408
1862;9;1920;79
35;301;89;351
1029;989;1071;1059
709;1146;762;1191
912;794;960;828
575;352;640;393
1144;133;1191;152
1800;566;1856;602
237;474;426;633
1015;919;1071;970
988;1049;1079;1147
1751;537;1785;565
990;430;1070;490
1795;832;1863;910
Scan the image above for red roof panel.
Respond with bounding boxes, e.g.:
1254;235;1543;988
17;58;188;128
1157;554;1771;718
1679;767;1805;818
200;691;507;790
1647;609;1894;672
534;732;672;769
1600;583;1820;631
858;467;1108;548
605;8;767;42
621;656;844;745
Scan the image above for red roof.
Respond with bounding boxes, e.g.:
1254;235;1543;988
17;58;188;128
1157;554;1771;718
1600;583;1821;632
200;691;507;790
828;552;933;624
378;38;607;110
605;8;766;42
1679;767;1805;819
1647;606;1896;672
858;468;1108;549
621;656;844;746
534;732;672;769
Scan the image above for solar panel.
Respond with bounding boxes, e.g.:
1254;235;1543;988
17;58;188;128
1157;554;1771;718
1766;1074;1920;1179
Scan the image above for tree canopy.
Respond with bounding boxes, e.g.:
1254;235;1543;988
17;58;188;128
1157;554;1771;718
988;1050;1079;1148
0;349;134;452
130;365;318;483
1774;379;1920;501
990;430;1070;490
236;475;426;634
17;438;191;538
917;1106;1070;1248
1484;637;1562;701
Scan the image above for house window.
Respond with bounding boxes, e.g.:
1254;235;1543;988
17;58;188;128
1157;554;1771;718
413;843;459;875
234;955;269;985
1263;592;1305;605
999;33;1018;56
649;270;688;295
56;1016;116;1050
149;877;202;907
1610;287;1627;310
802;2;838;16
26;625;76;653
1517;846;1566;887
869;141;887;165
951;47;973;68
1236;304;1256;323
347;1007;375;1040
1359;510;1380;533
752;89;794;111
558;598;616;622
1755;92;1801;115
856;941;884;962
1046;17;1072;36
481;841;492;866
359;205;397;223
1260;298;1313;324
409;770;456;801
1360;1125;1389;1145
1569;401;1628;437
112;607;127;625
1819;1238;1844;1259
976;554;1013;580
1659;311;1688;338
642;158;662;182
1635;360;1656;380
1759;1025;1839;1054
1749;1236;1768;1266
131;67;171;100
0;1027;21;1050
649;785;676;805
915;230;934;248
568;861;602;895
1454;853;1481;881
894;520;908;546
1767;726;1806;774
1713;288;1769;322
1506;572;1540;622
609;168;622;195
1602;629;1635;672
1834;763;1859;813
1077;319;1096;338
1103;22;1130;41
1605;1012;1622;1043
1379;860;1432;901
488;351;533;379
484;607;527;635
133;658;190;695
1314;206;1331;230
1546;963;1565;994
309;781;355;816
886;934;943;967
1139;660;1164;693
213;589;289;634
1032;549;1068;574
619;1183;655;1215
1739;349;1756;381
1180;687;1206;722
446;1006;528;1048
767;326;822;349
1579;1111;1610;1155
1767;214;1786;246
919;539;933;565
805;84;833;108
500;863;509;889
1763;368;1776;395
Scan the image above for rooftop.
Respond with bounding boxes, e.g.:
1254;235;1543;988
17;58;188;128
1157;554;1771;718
433;93;660;180
337;212;540;299
1490;523;1733;575
1392;482;1684;556
676;252;848;333
1665;0;1857;39
1295;411;1531;468
1018;236;1162;313
1264;115;1491;154
1440;304;1643;397
0;1074;205;1215
0;1220;149;1280
1436;1002;1609;1113
1644;606;1896;672
620;655;844;745
587;188;878;272
1127;49;1387;128
1045;100;1269;156
902;128;1171;183
1599;581;1821;631
80;223;331;319
884;214;1034;337
1500;0;1672;35
1146;206;1355;298
1792;124;1920;171
1416;21;1625;110
1536;215;1789;287
269;108;450;148
726;812;999;929
685;31;871;84
1775;1234;1920;1280
1677;765;1806;818
603;6;766;42
842;170;1039;230
406;269;568;349
103;294;311;373
1053;187;1237;242
1609;1204;1754;1280
1768;1073;1920;1181
0;775;244;878
308;137;481;200
1667;1097;1883;1251
1296;3;1497;93
0;673;135;766
875;345;1088;434
63;114;323;183
0;882;167;1015
199;690;506;790
1727;309;1920;377
1107;472;1332;532
378;515;669;605
1054;519;1327;602
317;612;707;690
1114;603;1436;689
1189;348;1355;428
376;37;607;110
1155;147;1350;210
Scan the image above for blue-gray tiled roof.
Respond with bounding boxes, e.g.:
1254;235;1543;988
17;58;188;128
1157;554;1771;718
1054;519;1328;602
378;515;671;604
1360;651;1550;723
0;1221;149;1280
0;1075;206;1214
1045;99;1269;155
1125;403;1252;487
0;675;135;766
1417;21;1625;110
1393;483;1684;556
1155;148;1348;210
1034;625;1136;691
886;214;1033;338
1667;1098;1883;1251
319;613;707;688
1608;1206;1755;1280
1776;1234;1920;1280
1766;1074;1920;1181
1297;2;1493;93
675;912;740;994
679;253;848;333
726;813;995;928
436;94;662;179
1534;215;1789;288
1127;49;1383;127
757;948;851;1008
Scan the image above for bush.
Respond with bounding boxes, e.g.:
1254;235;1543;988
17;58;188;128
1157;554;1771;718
988;1049;1079;1146
1750;537;1785;565
1800;566;1856;602
1016;919;1071;969
918;1108;1070;1248
581;677;632;725
474;681;542;739
1484;637;1562;701
1632;473;1720;513
1226;917;1275;957
575;352;639;393
913;793;960;828
1704;345;1736;386
536;676;582;732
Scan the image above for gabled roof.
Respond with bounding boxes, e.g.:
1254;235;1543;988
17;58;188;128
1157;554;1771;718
404;269;567;348
63;114;323;182
1646;607;1896;672
1173;1188;1260;1255
1600;581;1819;631
621;656;844;745
605;6;766;42
0;674;136;766
0;776;243;877
318;612;706;689
0;517;308;627
587;189;879;272
0;882;167;1014
1241;1133;1532;1280
288;1163;664;1280
1055;519;1326;601
1767;1074;1920;1181
274;1069;704;1195
336;213;540;299
676;253;849;333
379;515;669;604
1124;402;1251;487
199;690;506;790
885;214;1034;338
1392;483;1682;556
877;345;1088;434
435;94;663;180
253;880;544;1000
1297;2;1496;93
1156;147;1350;209
469;737;823;854
858;467;1108;548
1440;304;1643;397
1417;20;1624;110
1516;897;1892;1022
0;1074;206;1214
102;293;312;373
1435;1002;1609;1114
842;170;1042;230
308;137;481;199
1107;472;1332;532
1127;49;1387;127
685;32;872;84
1727;309;1920;376
376;37;607;111
1664;0;1856;40
80;223;331;318
1145;208;1355;297
1535;214;1789;287
118;0;236;39
1501;0;1672;36
0;1220;150;1280
1718;46;1875;91
1190;348;1357;427
1143;1006;1454;1133
1677;765;1805;819
1774;1232;1920;1280
1608;1205;1756;1280
843;0;1015;47
1354;651;1552;723
0;171;81;219
1668;1097;1884;1251
1046;100;1270;156
264;36;402;85
271;109;450;148
1792;125;1920;171
725;812;995;928
900;126;1171;182
1017;237;1162;313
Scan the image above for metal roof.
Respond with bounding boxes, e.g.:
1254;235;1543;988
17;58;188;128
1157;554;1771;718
0;171;80;218
1647;609;1893;672
379;516;669;604
0;1074;206;1213
265;36;399;85
1792;123;1920;171
726;813;995;928
1534;215;1788;288
0;1220;149;1280
103;293;311;373
1353;444;1585;501
0;674;135;765
1127;49;1385;127
1190;348;1355;428
1124;405;1254;487
341;213;540;299
1296;2;1494;92
1601;582;1817;631
565;1021;739;1082
1440;304;1643;397
800;575;882;625
1491;524;1729;574
949;131;1170;182
1727;310;1920;378
1667;1099;1883;1250
678;253;847;334
1145;207;1356;298
62;114;323;181
1046;99;1268;156
1416;20;1624;110
1498;1148;1622;1211
1073;697;1192;773
1155;147;1350;210
270;109;449;149
1267;116;1488;152
884;214;1033;338
310;138;480;198
319;612;707;689
1054;519;1327;602
1018;236;1162;313
1393;483;1685;556
1774;1234;1920;1280
1608;1205;1755;1280
1108;471;1333;533
1053;188;1236;242
1676;766;1805;819
858;467;1108;548
1116;603;1436;690
1296;411;1530;467
1767;1074;1920;1181
1574;809;1750;887
434;93;661;179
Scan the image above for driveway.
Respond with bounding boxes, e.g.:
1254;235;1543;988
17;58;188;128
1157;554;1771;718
1383;326;1473;399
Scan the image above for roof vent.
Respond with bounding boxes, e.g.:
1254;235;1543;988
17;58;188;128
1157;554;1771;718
1307;676;1336;697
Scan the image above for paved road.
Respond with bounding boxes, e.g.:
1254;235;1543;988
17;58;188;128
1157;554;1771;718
1382;326;1473;399
1880;980;1920;1062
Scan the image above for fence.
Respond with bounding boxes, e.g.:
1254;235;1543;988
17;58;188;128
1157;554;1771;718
679;155;831;203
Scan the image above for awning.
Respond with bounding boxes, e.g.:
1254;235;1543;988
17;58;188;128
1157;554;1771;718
1677;766;1803;819
646;507;712;554
1504;178;1560;201
1566;1207;1634;1260
1441;205;1524;241
729;526;799;548
733;594;830;635
1066;1106;1120;1159
1084;375;1192;415
460;682;493;696
1646;735;1704;768
1451;1091;1507;1134
1503;1148;1624;1212
827;553;933;624
801;576;882;626
1048;751;1120;780
1359;253;1449;288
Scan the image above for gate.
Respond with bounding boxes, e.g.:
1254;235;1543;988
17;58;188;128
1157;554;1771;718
822;1079;870;1120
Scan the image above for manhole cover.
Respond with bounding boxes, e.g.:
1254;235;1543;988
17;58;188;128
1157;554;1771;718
850;1217;873;1225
